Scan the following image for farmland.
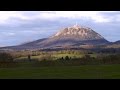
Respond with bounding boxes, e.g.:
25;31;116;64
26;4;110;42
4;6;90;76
0;50;120;79
0;64;120;79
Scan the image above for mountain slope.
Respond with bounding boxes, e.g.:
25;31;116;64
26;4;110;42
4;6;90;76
104;40;120;48
0;24;109;50
0;38;47;50
114;40;120;44
35;24;109;48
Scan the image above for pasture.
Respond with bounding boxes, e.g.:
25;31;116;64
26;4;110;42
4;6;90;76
15;53;97;61
0;64;120;79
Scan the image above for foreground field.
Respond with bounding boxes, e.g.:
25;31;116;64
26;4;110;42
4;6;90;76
0;64;120;79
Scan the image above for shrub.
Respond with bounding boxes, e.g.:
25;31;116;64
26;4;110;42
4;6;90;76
65;56;70;61
0;52;13;63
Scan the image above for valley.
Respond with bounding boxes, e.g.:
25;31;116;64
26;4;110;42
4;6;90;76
0;24;120;79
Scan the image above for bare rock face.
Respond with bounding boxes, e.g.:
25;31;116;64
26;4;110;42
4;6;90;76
38;24;109;48
51;24;104;40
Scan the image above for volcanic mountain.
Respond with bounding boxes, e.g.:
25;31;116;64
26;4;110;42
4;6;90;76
114;40;120;44
103;40;120;49
0;24;109;50
32;24;109;48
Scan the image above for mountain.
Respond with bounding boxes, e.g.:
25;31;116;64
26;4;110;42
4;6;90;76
114;40;120;44
104;40;120;49
34;24;109;48
0;38;47;50
0;24;109;50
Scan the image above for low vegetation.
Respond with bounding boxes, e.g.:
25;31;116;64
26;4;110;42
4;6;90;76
0;52;18;68
0;50;119;67
0;49;120;78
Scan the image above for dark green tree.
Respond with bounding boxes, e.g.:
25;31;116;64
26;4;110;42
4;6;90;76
65;56;69;61
0;52;13;62
28;55;31;61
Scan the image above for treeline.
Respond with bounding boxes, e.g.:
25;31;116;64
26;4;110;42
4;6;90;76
9;49;91;58
97;48;120;54
55;54;120;65
17;54;120;67
0;52;18;68
0;50;120;67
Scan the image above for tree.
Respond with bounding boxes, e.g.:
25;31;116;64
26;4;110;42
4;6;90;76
40;53;53;61
65;56;70;61
0;52;13;62
61;57;64;60
84;54;91;59
28;55;31;61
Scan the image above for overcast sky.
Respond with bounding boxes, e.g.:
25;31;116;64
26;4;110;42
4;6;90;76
0;11;120;47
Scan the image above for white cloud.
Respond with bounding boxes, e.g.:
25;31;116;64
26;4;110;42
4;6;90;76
35;11;111;22
0;11;120;47
0;11;114;25
8;32;15;36
1;32;16;37
0;12;26;24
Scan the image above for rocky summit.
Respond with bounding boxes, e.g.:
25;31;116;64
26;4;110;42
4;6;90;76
37;24;109;48
52;24;104;40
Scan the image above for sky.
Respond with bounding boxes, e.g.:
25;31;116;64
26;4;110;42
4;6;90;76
0;11;120;47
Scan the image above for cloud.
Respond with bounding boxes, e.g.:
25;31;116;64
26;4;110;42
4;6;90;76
28;11;110;23
8;32;15;36
0;11;120;46
0;11;112;25
0;32;16;37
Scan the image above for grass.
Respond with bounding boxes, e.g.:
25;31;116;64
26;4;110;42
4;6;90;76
15;54;83;61
0;64;120;79
53;53;83;58
15;53;97;61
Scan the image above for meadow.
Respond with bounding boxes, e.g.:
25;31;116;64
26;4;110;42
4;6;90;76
0;50;120;79
15;52;97;61
0;64;120;79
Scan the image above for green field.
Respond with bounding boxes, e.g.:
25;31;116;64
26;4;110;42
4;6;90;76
0;64;120;79
15;53;97;61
